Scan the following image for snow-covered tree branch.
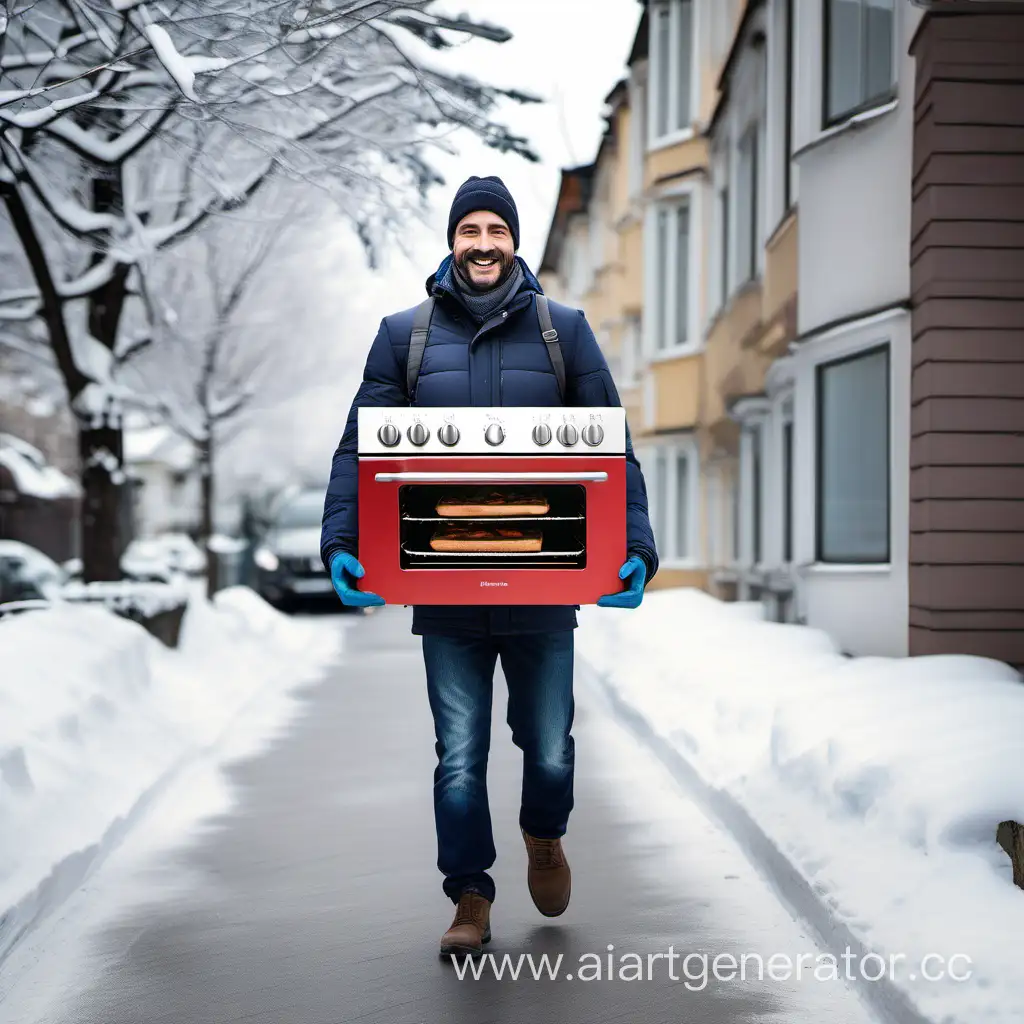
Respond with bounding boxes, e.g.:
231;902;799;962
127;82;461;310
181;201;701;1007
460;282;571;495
0;0;539;581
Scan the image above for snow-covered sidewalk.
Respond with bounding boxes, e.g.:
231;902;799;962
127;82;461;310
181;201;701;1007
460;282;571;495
0;589;340;964
577;591;1024;1024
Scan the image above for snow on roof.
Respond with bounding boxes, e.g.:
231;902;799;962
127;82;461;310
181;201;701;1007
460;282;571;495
123;424;194;472
0;434;80;499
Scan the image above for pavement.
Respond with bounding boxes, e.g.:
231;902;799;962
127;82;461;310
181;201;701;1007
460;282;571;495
0;606;878;1024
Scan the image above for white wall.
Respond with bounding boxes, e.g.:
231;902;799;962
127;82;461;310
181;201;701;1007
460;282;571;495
789;310;912;657
755;0;921;656
793;0;918;332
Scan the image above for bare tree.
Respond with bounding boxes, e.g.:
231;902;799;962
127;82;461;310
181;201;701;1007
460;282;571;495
0;1;537;580
125;193;319;596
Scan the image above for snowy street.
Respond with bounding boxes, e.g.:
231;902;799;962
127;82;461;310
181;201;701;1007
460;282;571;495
0;606;879;1024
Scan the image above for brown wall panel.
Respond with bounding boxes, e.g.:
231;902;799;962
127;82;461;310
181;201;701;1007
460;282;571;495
913;153;1024;193
911;564;1024;610
911;329;1024;365
921;80;1024;127
913;123;1024;181
913;248;1024;288
911;11;1024;666
913;298;1024;332
913;186;1024;240
910;607;1024;631
910;531;1024;564
910;465;1024;500
911;396;1024;435
910;433;1024;468
910;498;1024;533
911;360;1024;399
912;222;1024;263
929;14;1024;44
909;626;1024;666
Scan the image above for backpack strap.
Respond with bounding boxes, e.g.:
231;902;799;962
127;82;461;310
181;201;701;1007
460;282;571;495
535;294;566;402
406;297;435;401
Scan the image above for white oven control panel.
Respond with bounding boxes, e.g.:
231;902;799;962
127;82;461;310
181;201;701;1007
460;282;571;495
358;407;626;455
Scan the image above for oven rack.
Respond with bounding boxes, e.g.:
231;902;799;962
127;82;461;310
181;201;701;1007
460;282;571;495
401;514;584;523
402;545;584;559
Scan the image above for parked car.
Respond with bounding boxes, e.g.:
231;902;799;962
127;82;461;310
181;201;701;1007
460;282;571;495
254;488;350;612
0;540;66;608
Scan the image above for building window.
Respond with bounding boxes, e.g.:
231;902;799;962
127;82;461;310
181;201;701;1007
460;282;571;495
824;0;895;126
651;199;692;352
629;79;647;198
735;124;759;286
649;0;694;143
816;346;890;563
783;420;794;563
647;439;697;564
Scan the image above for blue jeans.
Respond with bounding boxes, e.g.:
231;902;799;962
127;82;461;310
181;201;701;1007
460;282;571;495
422;631;575;904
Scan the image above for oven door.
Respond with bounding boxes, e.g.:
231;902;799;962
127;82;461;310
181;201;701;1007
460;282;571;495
357;455;626;605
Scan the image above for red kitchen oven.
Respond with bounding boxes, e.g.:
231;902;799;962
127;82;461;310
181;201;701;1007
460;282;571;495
357;407;627;605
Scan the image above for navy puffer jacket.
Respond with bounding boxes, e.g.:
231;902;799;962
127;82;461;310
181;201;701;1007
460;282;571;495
321;255;658;637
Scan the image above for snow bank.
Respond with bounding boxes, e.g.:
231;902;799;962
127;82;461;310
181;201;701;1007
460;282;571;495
578;590;1024;1024
0;589;340;962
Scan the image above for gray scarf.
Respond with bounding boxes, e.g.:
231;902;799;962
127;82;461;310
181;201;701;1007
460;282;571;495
452;259;525;324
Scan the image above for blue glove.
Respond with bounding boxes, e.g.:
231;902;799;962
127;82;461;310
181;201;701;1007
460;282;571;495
330;552;384;608
597;556;646;609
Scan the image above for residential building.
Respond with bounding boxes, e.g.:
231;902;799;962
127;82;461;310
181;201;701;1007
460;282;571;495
123;422;201;539
542;0;1023;669
906;6;1024;668
737;0;919;657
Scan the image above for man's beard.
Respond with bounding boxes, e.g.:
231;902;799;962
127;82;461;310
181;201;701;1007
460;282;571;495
455;248;515;292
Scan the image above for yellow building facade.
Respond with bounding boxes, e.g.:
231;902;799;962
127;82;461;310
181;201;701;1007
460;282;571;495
540;0;800;604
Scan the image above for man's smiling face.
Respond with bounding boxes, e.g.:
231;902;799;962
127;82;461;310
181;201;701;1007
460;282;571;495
452;211;515;292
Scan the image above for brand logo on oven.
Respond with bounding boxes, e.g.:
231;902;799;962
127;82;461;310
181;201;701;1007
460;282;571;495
480;581;508;587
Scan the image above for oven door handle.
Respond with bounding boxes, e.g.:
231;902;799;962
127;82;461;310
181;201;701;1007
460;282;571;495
372;471;608;483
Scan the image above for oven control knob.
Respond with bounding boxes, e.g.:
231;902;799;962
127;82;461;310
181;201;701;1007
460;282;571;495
408;422;429;446
532;423;552;447
484;423;505;447
556;423;578;447
438;423;460;447
377;423;400;447
582;423;604;447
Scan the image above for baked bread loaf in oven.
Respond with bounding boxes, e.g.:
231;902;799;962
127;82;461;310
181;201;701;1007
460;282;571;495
435;489;549;517
429;526;543;553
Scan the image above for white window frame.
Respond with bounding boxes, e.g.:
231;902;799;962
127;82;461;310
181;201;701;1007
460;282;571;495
780;397;795;567
734;398;770;570
815;343;891;566
791;308;906;575
640;434;700;569
710;143;730;315
765;378;796;570
734;121;761;288
822;0;897;129
628;73;647;200
644;181;702;359
647;0;699;150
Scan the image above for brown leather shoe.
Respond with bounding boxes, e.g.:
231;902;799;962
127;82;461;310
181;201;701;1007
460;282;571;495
439;891;492;957
522;829;571;917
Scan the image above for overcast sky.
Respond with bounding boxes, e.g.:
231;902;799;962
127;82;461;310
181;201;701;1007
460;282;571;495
226;0;642;497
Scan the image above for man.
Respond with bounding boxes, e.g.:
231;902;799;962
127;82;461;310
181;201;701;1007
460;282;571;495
321;176;658;957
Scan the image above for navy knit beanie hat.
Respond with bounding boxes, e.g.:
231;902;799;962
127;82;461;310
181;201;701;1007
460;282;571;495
447;175;520;251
